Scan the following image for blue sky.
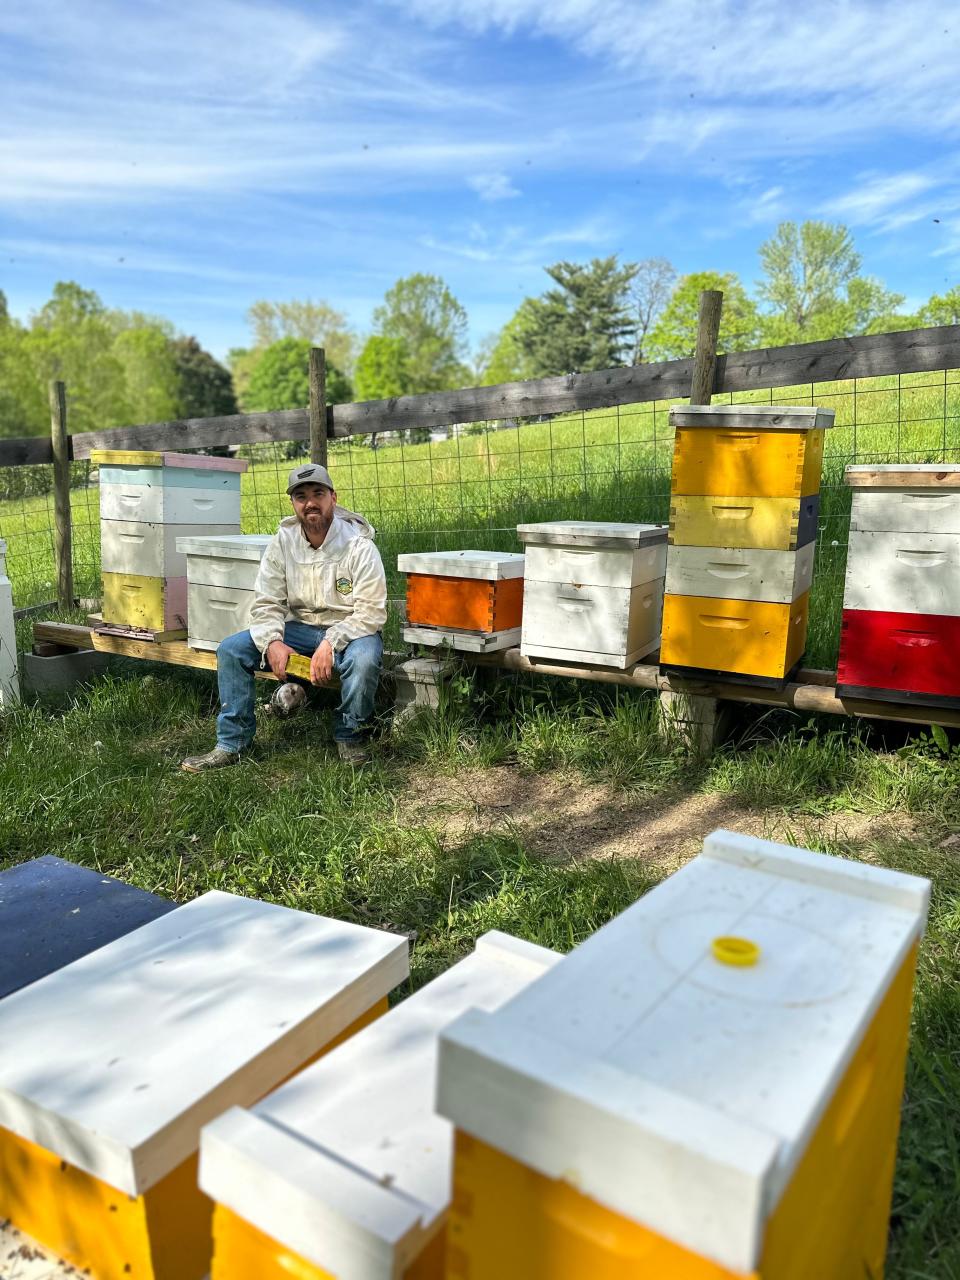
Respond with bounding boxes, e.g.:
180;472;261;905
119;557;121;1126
1;0;958;361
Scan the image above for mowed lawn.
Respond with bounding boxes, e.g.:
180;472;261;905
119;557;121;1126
2;368;959;668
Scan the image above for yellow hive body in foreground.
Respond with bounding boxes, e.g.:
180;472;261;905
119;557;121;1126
0;891;409;1280
437;830;930;1279
199;931;560;1280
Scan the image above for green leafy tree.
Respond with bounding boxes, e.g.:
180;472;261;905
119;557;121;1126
354;335;413;447
112;326;180;423
919;286;960;327
519;257;638;375
372;274;469;394
246;299;356;371
171;337;237;418
227;348;259;410
477;301;539;384
244;337;352;412
758;221;905;342
646;271;760;360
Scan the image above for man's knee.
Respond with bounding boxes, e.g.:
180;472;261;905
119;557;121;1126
339;635;382;681
218;629;256;661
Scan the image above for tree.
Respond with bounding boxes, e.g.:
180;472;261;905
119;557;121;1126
477;301;539;384
227;348;259;410
757;221;905;342
919;286;960;327
519;257;638;376
354;335;411;402
171;337;237;418
244;337;352;412
372;274;469;394
112;326;180;423
646;271;760;360
629;258;676;362
246;299;356;372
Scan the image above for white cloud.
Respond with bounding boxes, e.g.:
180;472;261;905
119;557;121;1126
822;172;940;224
468;173;521;201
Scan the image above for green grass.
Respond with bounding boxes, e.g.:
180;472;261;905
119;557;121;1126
2;659;959;1274
3;368;959;667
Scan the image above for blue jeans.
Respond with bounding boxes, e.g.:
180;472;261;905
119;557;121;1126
215;622;383;752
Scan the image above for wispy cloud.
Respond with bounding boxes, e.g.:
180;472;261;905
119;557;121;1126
468;173;521;201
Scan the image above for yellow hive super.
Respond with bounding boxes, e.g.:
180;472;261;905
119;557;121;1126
671;428;825;500
668;496;819;552
102;571;170;631
659;591;809;679
436;831;929;1280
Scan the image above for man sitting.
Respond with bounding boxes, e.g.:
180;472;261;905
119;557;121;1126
181;463;387;771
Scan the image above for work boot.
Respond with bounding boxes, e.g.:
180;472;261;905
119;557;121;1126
336;739;371;766
265;682;307;719
180;747;241;773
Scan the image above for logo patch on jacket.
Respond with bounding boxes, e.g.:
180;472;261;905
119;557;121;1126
336;576;353;595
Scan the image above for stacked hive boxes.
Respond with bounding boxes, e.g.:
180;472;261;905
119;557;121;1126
837;464;960;707
661;404;834;686
175;534;272;651
93;450;247;638
517;521;667;668
199;932;559;1280
437;829;930;1280
0;539;17;706
399;550;524;652
0;892;408;1280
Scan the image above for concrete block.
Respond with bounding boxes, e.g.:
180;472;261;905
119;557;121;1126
658;688;730;756
390;656;453;724
22;647;112;695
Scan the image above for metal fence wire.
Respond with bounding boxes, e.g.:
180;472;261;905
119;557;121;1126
1;367;958;666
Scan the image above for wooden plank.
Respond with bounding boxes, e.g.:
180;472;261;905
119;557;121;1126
0;436;55;467
691;289;723;404
70;409;311;459
309;347;327;467
49;381;73;611
846;465;960;489
33;621;94;649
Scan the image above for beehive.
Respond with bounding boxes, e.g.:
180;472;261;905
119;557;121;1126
662;405;833;686
837;464;960;706
176;533;272;651
516;521;667;668
437;829;930;1280
0;539;18;707
199;932;559;1280
399;551;525;653
93;450;247;638
0;891;409;1280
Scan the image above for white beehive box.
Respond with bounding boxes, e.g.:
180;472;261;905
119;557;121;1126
437;830;930;1275
102;519;239;579
665;542;816;604
0;891;409;1199
177;534;272;651
0;540;18;707
397;550;524;580
843;531;960;615
517;521;667;667
848;464;960;535
200;932;559;1279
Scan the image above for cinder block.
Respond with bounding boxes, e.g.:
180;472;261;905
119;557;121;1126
390;656;454;723
22;648;112;695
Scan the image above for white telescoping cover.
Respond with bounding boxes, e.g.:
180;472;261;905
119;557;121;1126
436;831;929;1274
397;550;525;580
200;932;559;1279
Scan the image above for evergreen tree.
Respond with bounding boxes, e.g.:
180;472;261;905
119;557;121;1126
519;257;638;375
171;337;237;418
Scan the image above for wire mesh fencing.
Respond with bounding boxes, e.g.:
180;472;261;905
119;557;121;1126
1;365;958;666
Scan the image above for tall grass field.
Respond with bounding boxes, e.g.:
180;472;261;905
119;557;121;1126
2;368;959;668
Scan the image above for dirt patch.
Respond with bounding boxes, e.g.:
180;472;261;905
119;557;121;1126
401;765;922;868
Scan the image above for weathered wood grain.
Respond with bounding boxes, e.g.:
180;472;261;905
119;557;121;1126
309;347;327;467
49;382;73;611
691;290;723;404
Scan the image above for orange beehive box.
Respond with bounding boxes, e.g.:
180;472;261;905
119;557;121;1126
398;551;525;636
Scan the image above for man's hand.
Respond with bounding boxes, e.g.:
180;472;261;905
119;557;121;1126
266;639;295;680
311;638;334;684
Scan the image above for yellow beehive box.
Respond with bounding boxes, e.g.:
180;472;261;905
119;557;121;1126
199;933;559;1280
437;830;930;1280
659;591;809;681
669;495;820;551
0;892;409;1280
668;405;833;501
101;571;187;634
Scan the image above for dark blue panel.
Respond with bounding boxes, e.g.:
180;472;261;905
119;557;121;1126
795;493;821;550
0;856;176;1000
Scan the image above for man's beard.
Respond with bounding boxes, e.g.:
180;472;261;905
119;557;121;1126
299;509;334;541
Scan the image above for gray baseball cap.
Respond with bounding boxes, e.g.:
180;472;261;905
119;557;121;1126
286;463;334;495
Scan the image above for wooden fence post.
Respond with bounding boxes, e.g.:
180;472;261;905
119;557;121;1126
49;380;73;611
308;347;328;467
690;289;724;405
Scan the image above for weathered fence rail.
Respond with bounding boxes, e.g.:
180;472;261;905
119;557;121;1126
2;323;959;469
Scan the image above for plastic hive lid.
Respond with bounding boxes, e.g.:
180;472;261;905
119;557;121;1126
200;932;559;1279
846;463;960;488
397;550;525;580
437;830;930;1275
175;533;272;560
0;891;409;1196
669;405;835;430
516;521;667;548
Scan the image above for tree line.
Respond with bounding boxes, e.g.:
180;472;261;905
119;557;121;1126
1;220;958;443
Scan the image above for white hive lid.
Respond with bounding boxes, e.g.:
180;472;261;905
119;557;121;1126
669;404;835;430
200;933;559;1278
396;550;525;580
515;521;667;549
846;463;960;489
0;891;409;1196
437;831;929;1275
175;533;272;560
